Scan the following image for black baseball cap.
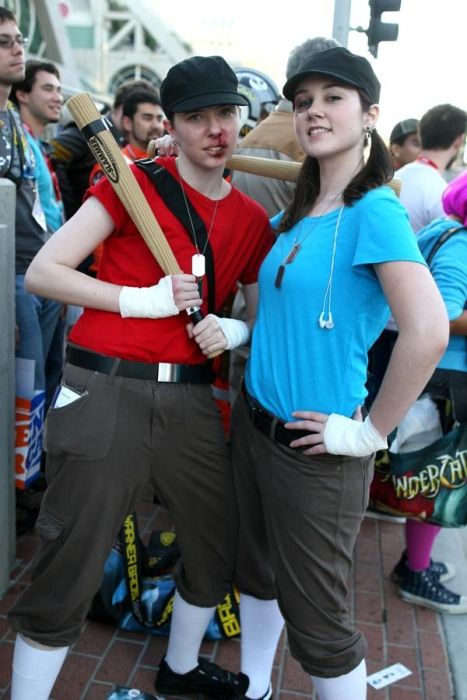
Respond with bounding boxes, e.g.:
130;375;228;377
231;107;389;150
160;55;248;116
390;118;419;143
283;47;381;104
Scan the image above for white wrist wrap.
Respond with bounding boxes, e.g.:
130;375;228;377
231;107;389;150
216;318;251;350
119;276;179;318
323;414;388;457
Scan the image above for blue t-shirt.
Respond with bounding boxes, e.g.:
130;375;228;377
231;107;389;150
246;186;425;421
26;133;64;233
418;218;467;373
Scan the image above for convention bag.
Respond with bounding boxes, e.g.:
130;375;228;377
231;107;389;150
368;224;467;526
369;423;467;527
107;688;157;699
15;358;45;489
89;514;241;640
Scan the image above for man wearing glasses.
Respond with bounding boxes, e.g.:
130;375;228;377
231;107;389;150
0;8;61;404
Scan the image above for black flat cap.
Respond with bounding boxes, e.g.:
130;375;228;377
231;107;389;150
283;47;381;104
161;55;248;115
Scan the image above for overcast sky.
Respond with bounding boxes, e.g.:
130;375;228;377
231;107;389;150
159;0;467;143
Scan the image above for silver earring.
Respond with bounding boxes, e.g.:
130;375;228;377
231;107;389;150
363;124;375;148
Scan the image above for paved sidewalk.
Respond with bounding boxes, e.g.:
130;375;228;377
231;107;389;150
0;498;460;700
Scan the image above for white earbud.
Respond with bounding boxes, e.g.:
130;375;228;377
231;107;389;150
318;312;334;330
317;206;344;331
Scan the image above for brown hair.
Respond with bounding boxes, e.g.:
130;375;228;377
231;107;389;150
278;90;393;233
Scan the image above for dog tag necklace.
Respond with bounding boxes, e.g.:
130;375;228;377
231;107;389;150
274;241;301;288
176;161;221;296
275;201;345;330
275;193;342;290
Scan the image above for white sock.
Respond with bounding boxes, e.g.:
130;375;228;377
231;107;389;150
311;659;367;700
240;594;284;699
11;634;69;700
165;590;216;674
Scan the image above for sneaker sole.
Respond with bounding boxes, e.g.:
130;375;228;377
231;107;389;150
365;510;406;524
400;589;467;614
155;687;236;699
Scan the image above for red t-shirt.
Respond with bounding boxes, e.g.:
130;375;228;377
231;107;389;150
69;157;273;364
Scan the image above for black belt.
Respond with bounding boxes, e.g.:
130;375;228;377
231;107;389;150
66;345;215;383
241;383;310;448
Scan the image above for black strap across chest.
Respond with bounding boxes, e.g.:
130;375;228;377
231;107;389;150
426;225;467;267
134;158;216;314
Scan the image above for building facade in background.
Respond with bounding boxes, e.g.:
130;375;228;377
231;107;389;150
7;0;191;98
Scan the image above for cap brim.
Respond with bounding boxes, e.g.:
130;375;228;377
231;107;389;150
283;69;366;103
171;92;248;112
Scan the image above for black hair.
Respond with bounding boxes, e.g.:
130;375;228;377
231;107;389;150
113;79;159;110
122;89;162;120
10;59;60;104
0;7;17;24
278;90;393;234
420;104;467;150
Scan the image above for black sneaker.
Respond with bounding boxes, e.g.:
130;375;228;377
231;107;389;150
155;657;249;698
399;567;467;614
391;549;455;585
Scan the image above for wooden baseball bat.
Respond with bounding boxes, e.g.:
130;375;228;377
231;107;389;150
66;92;221;356
147;140;298;182
68;93;181;276
227;154;401;197
147;140;401;196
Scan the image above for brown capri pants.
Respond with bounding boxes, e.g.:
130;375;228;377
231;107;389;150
231;394;373;678
9;363;238;647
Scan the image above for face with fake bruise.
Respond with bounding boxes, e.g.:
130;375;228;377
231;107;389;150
167;104;240;171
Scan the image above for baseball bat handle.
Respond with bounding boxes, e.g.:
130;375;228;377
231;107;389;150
187;307;204;325
186;307;223;358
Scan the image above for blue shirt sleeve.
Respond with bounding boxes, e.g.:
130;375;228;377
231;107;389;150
430;232;467;320
352;187;425;268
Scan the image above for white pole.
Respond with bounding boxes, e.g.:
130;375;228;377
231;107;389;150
332;0;352;47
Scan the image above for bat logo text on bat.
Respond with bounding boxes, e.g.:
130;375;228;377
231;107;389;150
89;135;119;183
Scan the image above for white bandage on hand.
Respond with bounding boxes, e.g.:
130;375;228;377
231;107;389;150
216;317;251;350
119;276;179;319
323;414;388;457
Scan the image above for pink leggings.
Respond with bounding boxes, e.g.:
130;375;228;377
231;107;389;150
406;520;441;571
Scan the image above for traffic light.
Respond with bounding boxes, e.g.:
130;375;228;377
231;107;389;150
367;0;401;58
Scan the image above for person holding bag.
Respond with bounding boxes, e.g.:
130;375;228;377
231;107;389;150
229;47;449;700
390;169;467;613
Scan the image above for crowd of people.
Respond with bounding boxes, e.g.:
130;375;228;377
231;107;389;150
1;5;466;699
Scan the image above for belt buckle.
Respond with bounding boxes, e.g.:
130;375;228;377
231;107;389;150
157;363;181;382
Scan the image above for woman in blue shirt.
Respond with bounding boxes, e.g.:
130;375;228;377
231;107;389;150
230;47;448;700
